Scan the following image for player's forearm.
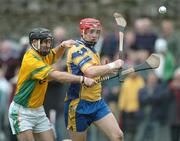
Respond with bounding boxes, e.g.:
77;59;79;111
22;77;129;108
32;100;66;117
53;44;65;58
49;70;81;83
84;65;113;78
85;59;123;78
53;40;75;58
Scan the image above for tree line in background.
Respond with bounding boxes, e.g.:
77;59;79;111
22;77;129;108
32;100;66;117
0;0;179;39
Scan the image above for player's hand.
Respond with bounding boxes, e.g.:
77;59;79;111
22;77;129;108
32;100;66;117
107;59;124;74
82;77;97;87
113;59;124;69
60;39;76;48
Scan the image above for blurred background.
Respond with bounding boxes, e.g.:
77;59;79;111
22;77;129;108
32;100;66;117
0;0;180;141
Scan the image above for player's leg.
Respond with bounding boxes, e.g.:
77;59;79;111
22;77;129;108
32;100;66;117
68;130;87;141
34;129;55;141
8;102;36;141
16;130;34;141
33;107;55;141
64;99;90;141
93;113;124;141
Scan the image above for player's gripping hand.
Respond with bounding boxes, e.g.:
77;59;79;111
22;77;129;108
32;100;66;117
60;39;76;48
80;76;97;87
107;59;124;74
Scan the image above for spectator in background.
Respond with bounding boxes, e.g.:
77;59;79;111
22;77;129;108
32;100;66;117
0;40;19;80
136;72;158;141
124;30;139;64
134;17;157;63
136;71;171;141
53;26;66;45
161;19;180;67
154;38;175;82
100;32;118;60
0;66;12;141
118;73;145;141
169;68;180;141
53;26;68;66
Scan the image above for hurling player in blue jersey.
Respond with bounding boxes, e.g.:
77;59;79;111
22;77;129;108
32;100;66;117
65;18;124;141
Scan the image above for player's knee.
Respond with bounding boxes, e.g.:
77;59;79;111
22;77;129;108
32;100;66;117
120;131;124;141
117;130;124;141
111;130;124;141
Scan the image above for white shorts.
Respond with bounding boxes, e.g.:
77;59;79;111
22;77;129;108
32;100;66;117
8;101;52;135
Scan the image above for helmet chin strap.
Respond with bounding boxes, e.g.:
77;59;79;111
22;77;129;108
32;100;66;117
37;39;49;56
31;39;41;51
31;44;38;51
31;39;49;56
37;39;40;50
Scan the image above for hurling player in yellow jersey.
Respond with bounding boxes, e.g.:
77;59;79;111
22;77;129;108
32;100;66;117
8;27;96;141
65;18;124;141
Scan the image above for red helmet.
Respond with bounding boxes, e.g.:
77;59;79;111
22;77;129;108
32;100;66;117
80;18;102;35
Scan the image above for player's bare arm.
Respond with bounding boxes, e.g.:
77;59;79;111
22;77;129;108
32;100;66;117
84;59;124;78
48;70;96;86
53;39;76;58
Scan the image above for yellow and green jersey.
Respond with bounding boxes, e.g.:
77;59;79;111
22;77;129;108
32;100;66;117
14;48;58;108
65;40;102;102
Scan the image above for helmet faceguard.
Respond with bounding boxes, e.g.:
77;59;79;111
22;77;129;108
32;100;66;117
80;18;102;45
29;28;54;56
